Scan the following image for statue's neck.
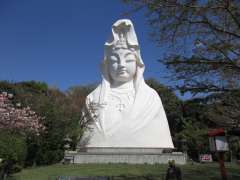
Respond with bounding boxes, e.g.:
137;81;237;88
110;80;134;90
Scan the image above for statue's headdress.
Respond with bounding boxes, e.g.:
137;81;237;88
105;19;140;51
99;19;145;104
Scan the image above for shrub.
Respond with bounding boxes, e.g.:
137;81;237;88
0;130;26;175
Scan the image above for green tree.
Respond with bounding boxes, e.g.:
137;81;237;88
176;98;215;160
124;0;240;94
0;130;27;175
1;81;72;165
205;90;240;128
66;85;95;148
176;120;209;161
0;81;97;165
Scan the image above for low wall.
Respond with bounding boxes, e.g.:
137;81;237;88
82;147;163;154
64;149;187;165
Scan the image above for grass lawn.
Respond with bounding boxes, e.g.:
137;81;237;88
8;163;240;180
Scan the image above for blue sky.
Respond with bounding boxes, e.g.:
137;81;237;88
0;0;176;92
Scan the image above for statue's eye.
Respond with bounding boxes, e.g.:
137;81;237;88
125;54;135;63
109;56;118;62
126;59;135;63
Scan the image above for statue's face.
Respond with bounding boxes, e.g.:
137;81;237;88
108;48;137;84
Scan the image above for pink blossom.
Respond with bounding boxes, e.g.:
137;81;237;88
0;92;45;135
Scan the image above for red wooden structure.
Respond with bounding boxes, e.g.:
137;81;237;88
208;128;228;180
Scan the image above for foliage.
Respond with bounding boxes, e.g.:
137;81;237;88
0;89;46;177
176;120;209;160
175;97;218;158
65;85;95;149
182;98;217;128
0;130;27;175
0;82;65;165
123;0;240;94
205;90;240;128
0;131;26;165
33;100;67;165
0;92;45;135
0;81;94;166
228;135;240;161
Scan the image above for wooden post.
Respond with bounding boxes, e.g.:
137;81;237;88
219;151;227;180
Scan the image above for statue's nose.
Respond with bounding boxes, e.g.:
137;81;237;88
118;59;126;67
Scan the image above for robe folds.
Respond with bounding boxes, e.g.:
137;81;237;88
83;19;174;148
85;79;174;148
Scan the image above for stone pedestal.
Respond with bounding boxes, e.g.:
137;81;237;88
64;148;186;165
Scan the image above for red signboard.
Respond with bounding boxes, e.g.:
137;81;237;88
199;154;213;162
208;128;225;137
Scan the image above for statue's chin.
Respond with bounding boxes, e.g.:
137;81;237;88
112;78;133;86
112;74;133;83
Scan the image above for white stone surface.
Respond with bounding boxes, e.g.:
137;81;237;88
82;147;163;154
83;19;174;148
65;151;187;165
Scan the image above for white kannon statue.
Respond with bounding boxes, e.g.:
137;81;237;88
84;19;174;148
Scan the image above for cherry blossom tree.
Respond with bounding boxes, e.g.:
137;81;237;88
0;92;45;135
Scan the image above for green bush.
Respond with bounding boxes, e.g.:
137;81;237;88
0;130;27;168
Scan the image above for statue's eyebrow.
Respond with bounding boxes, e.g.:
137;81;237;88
124;52;135;58
109;52;119;57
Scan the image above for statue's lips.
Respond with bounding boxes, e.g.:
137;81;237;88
117;70;127;74
117;70;127;75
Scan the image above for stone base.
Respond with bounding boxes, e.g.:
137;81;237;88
80;147;163;153
64;148;187;165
